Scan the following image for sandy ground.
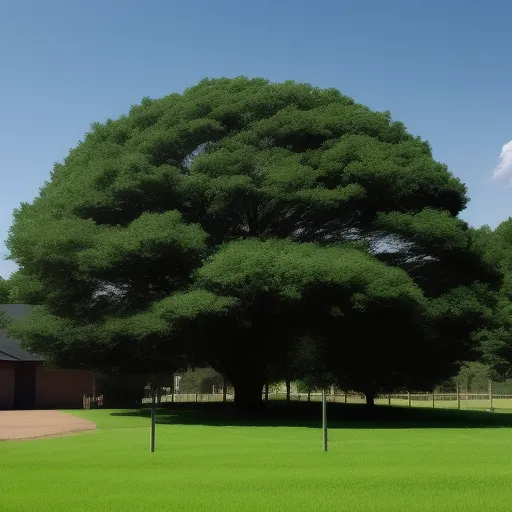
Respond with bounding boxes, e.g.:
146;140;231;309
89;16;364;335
0;410;96;441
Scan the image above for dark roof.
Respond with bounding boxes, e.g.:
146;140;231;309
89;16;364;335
0;304;43;362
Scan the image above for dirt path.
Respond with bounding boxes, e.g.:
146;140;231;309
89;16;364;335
0;410;96;441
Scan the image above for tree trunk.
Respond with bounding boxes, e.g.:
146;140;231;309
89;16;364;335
232;377;265;410
365;391;375;408
264;382;269;402
107;374;148;407
286;377;291;402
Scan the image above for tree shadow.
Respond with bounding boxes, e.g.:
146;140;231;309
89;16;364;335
110;401;512;429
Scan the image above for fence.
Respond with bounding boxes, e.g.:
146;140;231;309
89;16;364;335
141;389;512;411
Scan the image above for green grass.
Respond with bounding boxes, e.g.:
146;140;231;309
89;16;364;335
2;405;512;511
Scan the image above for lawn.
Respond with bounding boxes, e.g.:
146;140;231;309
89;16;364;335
2;405;512;511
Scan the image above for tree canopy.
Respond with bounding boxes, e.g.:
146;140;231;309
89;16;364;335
6;77;498;407
0;277;10;304
469;221;512;381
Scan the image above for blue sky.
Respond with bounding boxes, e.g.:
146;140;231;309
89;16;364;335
1;0;511;278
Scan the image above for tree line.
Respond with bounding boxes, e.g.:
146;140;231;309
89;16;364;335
2;77;511;409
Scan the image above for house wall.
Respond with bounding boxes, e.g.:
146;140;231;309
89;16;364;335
35;367;94;408
0;362;15;409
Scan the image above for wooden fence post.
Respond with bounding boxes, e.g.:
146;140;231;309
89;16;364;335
408;391;411;408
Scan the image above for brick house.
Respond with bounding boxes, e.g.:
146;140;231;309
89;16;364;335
0;304;94;410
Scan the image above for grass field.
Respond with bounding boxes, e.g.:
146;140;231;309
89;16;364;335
2;404;512;511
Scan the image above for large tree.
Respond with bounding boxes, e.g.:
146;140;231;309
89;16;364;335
6;77;496;407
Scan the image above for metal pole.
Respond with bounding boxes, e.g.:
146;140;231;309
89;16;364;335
322;389;328;452
150;389;156;453
456;383;460;410
432;389;435;408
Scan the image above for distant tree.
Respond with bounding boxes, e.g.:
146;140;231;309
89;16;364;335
453;361;490;393
178;367;224;394
6;77;498;409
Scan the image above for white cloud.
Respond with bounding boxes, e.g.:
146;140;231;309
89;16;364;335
492;140;512;184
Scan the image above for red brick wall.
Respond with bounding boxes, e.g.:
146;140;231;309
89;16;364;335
0;362;15;409
35;367;94;408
